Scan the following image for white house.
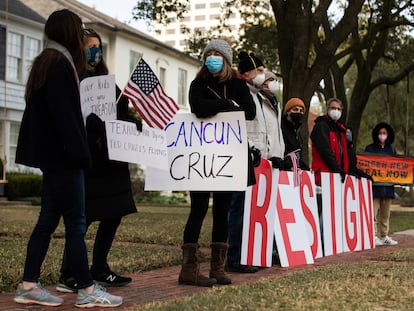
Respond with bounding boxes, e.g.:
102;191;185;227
0;0;201;173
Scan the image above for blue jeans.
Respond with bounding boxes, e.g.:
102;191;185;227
61;217;122;277
227;191;245;264
22;169;93;288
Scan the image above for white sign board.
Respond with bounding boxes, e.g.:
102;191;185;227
80;74;117;122
105;120;168;170
145;111;248;191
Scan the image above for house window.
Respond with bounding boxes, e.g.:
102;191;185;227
0;122;4;158
129;50;142;72
9;122;20;166
210;2;221;8
177;68;187;108
159;67;166;87
7;32;22;81
0;26;6;80
6;32;41;83
195;3;205;9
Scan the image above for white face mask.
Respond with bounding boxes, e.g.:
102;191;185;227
267;80;279;94
328;109;342;121
252;73;266;87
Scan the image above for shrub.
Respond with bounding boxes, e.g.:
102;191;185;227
5;173;42;200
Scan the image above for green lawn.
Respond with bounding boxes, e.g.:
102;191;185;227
1;204;414;310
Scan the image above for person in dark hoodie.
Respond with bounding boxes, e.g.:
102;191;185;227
281;97;309;170
364;122;398;246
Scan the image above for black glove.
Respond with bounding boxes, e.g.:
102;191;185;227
281;157;293;170
269;157;283;169
340;170;346;183
250;146;261;167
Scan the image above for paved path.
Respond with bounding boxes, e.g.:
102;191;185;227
0;232;413;310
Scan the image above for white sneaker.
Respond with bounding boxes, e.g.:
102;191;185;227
375;236;383;246
380;236;398;246
75;284;122;308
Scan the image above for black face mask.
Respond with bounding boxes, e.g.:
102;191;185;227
289;112;303;124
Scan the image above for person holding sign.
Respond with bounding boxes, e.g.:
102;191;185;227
179;39;256;287
310;98;349;186
226;53;288;274
281;97;310;170
364;122;398;246
58;28;139;292
14;10;122;308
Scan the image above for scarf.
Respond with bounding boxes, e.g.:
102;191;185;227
45;40;79;87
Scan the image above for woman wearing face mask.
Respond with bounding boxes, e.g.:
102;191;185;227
57;28;140;293
179;39;255;287
364;122;398;246
281;97;309;170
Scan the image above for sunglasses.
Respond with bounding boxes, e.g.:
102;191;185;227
83;28;97;35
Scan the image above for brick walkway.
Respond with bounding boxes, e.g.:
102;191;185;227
1;232;413;310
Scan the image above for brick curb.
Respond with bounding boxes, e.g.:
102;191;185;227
0;233;413;310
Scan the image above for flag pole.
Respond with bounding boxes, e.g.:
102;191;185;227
115;56;143;105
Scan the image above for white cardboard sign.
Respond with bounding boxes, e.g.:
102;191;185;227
145;112;248;191
105;120;168;170
80;74;117;122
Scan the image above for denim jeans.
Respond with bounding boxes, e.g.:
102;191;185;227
61;217;122;277
227;191;245;264
22;169;93;288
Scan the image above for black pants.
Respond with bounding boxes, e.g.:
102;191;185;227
61;217;122;277
183;191;232;244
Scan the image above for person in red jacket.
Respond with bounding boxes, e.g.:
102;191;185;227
310;98;349;187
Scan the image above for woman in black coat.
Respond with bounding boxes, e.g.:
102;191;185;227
178;39;255;287
58;28;139;292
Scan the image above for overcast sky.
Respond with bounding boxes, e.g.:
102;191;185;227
77;0;150;33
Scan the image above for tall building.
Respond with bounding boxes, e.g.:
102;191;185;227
153;1;242;51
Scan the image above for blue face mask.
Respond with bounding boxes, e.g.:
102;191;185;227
205;55;223;73
87;47;102;67
346;132;353;142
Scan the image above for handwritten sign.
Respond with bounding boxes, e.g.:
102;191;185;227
105;120;167;170
80;75;116;122
356;153;414;184
145;112;248;191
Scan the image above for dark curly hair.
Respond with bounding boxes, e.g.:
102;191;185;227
371;122;395;145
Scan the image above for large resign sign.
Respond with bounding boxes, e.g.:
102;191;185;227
241;159;374;268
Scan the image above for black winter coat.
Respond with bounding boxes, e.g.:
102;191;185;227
84;84;138;222
189;75;256;186
16;56;91;170
281;115;309;170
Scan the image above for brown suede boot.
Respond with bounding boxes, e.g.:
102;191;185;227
210;242;231;285
178;243;217;287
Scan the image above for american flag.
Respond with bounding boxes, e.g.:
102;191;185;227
287;149;301;187
123;59;180;129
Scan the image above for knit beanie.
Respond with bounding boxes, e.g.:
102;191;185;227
203;39;233;65
284;98;306;114
264;71;276;82
238;51;264;74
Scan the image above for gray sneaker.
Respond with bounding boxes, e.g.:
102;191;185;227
14;283;63;306
75;284;122;308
